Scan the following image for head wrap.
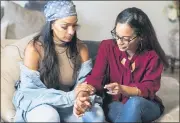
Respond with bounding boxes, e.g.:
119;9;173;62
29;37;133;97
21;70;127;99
44;0;77;22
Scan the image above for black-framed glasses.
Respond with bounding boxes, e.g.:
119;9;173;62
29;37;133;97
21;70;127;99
111;30;137;43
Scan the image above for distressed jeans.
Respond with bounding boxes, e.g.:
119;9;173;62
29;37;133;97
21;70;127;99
107;96;161;122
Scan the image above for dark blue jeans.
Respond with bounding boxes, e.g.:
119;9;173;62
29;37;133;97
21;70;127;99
107;96;161;122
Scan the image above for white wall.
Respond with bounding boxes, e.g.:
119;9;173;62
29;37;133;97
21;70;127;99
1;1;178;54
73;1;178;54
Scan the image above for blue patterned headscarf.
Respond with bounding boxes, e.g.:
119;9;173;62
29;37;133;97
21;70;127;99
44;0;77;22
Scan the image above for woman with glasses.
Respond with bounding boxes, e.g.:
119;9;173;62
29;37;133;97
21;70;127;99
74;7;169;122
12;1;105;122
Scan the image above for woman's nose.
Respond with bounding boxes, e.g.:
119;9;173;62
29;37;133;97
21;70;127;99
117;39;124;45
67;27;75;35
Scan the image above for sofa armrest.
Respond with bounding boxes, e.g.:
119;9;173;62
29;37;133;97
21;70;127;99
1;6;4;19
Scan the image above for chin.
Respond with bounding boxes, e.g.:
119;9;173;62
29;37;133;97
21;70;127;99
65;37;74;42
119;47;127;52
64;40;71;42
62;39;72;42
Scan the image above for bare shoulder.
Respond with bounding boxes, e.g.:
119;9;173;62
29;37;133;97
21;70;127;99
76;39;89;63
24;41;43;70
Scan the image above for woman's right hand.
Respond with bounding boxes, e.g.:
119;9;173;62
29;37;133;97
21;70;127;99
73;82;95;117
73;91;91;117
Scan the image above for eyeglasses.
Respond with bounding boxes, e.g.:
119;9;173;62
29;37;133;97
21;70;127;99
111;30;137;43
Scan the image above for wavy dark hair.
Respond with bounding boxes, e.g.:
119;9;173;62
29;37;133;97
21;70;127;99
113;7;169;68
32;21;79;89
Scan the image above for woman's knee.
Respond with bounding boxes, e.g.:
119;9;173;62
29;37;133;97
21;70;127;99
26;104;60;122
125;96;145;111
108;101;123;112
108;101;123;122
83;103;105;122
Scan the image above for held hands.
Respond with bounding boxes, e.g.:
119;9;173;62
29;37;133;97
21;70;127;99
74;82;122;117
75;82;95;97
73;91;91;117
73;82;95;117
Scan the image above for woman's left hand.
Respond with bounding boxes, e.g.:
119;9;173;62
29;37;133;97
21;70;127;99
75;82;95;97
104;82;123;95
104;82;141;96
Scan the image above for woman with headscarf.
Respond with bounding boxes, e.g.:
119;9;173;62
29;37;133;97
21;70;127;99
12;1;105;122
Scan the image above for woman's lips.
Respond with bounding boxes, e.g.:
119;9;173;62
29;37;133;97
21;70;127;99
119;45;127;49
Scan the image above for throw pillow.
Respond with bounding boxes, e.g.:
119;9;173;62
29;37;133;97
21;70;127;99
1;32;39;52
2;1;45;39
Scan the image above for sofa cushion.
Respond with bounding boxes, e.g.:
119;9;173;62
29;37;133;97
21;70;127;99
1;39;18;50
1;32;39;122
1;39;18;53
2;1;45;39
83;40;101;64
156;76;179;122
1;32;39;53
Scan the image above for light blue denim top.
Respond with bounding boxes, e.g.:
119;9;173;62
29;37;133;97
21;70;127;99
12;59;102;122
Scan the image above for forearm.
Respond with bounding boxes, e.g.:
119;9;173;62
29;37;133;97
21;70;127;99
121;85;142;97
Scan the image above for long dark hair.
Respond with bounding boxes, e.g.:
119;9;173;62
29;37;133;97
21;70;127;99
33;21;79;89
114;7;169;68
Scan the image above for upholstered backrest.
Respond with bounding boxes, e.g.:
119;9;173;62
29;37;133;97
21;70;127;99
2;1;45;39
1;32;39;122
83;40;101;64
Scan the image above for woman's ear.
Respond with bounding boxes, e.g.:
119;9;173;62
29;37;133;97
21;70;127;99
51;21;56;30
51;23;55;30
138;33;143;40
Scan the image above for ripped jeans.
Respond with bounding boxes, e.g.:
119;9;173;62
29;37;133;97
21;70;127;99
107;96;161;122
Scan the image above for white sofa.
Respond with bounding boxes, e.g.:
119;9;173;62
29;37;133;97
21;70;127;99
1;1;179;122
